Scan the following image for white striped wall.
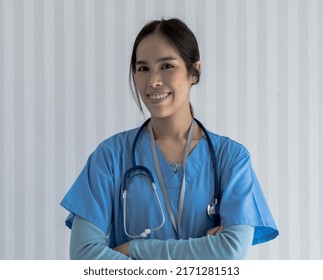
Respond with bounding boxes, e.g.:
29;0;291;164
0;0;322;260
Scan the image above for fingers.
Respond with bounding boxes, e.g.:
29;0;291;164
113;242;130;256
206;226;224;236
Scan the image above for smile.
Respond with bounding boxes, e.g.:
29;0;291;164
148;92;171;100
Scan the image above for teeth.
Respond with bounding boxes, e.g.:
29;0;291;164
148;92;170;100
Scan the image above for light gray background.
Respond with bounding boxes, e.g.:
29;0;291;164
0;0;322;260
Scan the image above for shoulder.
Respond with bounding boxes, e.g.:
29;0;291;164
206;130;250;167
205;131;254;193
100;127;140;148
90;126;141;162
208;131;249;155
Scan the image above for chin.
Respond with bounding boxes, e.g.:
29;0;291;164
149;112;172;120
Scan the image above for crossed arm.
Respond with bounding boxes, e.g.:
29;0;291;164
113;226;224;255
70;215;254;260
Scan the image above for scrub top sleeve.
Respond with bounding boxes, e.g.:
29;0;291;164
60;144;114;235
129;225;254;260
219;146;279;245
70;215;132;260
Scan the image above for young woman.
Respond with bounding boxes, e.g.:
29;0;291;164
61;18;278;260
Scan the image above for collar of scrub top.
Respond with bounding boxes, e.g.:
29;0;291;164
149;119;195;239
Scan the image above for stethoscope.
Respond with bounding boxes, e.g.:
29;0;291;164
122;118;221;239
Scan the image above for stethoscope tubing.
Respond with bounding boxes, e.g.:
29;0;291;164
122;118;221;238
123;181;166;239
192;118;220;204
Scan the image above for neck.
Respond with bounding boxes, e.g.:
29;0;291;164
150;114;193;140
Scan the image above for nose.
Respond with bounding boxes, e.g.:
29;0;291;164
148;71;163;87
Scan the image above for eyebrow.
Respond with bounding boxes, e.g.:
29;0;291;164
135;56;177;65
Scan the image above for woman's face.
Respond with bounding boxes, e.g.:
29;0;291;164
134;33;198;120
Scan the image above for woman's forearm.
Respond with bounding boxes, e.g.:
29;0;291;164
129;225;254;260
70;215;133;260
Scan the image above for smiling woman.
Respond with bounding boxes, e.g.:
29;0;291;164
60;18;278;260
134;32;199;121
129;18;201;116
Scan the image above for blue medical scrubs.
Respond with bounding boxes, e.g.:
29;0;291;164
61;125;278;247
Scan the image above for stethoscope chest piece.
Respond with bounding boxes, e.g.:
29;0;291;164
207;199;219;218
123;118;222;238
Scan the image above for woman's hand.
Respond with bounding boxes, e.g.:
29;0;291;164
206;226;224;236
113;242;130;256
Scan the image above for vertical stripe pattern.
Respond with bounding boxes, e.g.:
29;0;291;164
0;0;5;260
3;0;15;260
277;0;289;260
318;0;323;259
0;0;322;260
14;0;25;259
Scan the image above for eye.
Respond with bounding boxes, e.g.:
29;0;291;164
161;63;174;70
136;66;149;72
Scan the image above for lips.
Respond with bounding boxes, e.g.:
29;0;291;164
147;92;171;100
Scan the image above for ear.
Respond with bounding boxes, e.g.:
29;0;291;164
194;60;202;72
190;60;202;84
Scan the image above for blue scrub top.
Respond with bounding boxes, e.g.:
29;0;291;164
61;125;279;247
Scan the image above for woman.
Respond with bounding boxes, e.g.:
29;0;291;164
61;18;278;260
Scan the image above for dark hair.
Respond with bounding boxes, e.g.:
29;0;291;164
129;18;201;115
